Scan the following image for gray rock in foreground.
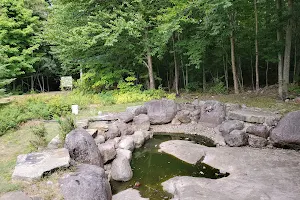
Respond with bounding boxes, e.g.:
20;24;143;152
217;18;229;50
144;99;177;124
132;114;150;131
270;111;300;149
12;148;70;181
126;105;147;116
0;191;31;200
199;101;225;126
64;129;103;167
219;120;244;136
246;125;269;138
248;135;267;148
60;164;112;200
111;154;133;182
112;188;148;200
161;140;300;200
98;140;117;163
224;130;248;147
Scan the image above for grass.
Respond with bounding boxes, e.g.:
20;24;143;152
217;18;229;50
0;122;59;195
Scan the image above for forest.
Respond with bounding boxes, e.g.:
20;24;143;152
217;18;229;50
0;0;299;99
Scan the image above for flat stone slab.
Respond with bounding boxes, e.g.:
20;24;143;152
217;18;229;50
0;191;31;200
228;108;281;125
151;123;226;146
159;140;205;164
112;189;149;200
75;119;89;129
12;148;70;181
161;140;300;200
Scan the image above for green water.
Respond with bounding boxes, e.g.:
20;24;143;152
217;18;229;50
111;134;229;200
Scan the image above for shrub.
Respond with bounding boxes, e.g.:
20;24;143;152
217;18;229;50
208;78;227;94
57;115;76;142
30;124;47;150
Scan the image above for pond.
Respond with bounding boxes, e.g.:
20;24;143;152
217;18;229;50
111;134;229;200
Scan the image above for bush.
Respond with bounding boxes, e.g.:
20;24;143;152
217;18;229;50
57;115;76;142
30;124;47;150
208;78;227;94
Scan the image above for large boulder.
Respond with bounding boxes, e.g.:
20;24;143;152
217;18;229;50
270;111;300;148
12;148;70;181
118;136;135;151
98;140;117;163
105;123;121;140
111;154;133;182
175;110;191;124
117;112;134;123
219;120;244;136
64;129;103;167
132;114;150;131
246;125;269;138
115;121;134;136
60;164;112;200
132;131;145;148
126;105;147;116
248;135;268;148
144;99;177;124
199;101;226;126
224;130;248;147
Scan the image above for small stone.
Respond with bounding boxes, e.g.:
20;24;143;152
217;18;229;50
118;136;135;151
246;125;269;138
248;135;268;148
224;130;248;147
98;140;117;163
85;129;98;138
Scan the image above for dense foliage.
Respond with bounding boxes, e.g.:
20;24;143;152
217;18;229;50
1;0;300;97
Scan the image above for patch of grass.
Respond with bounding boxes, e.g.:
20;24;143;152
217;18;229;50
0;122;59;195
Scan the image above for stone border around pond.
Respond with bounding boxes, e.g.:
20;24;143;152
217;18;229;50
9;98;300;200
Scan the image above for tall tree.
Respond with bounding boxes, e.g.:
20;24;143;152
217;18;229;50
254;0;259;91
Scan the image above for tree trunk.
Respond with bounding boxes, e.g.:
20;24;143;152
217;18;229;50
293;40;297;84
202;66;206;92
172;34;179;96
31;75;34;91
146;50;155;89
277;0;284;99
282;0;293;99
230;30;239;94
254;0;260;91
266;61;269;87
251;55;255;90
238;56;244;91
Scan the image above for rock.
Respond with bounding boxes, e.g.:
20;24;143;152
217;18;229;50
248;135;268;148
159;140;206;164
0;191;31;200
115;121;134;136
132;131;145;148
60;164;112;200
114;137;121;145
144;99;177;124
219;120;244;136
246;125;269;138
89;121;109;131
132;114;150;131
118;136;135;151
126;105;147;116
85;129;98;138
199;101;226;126
270;111;300;149
47;134;62;149
75;119;89;129
105;123;120;140
142;131;153;140
117;112;134;123
94;135;106;145
162;141;300;200
64;129;103;167
171;118;182;125
98;140;117;164
12;148;70;181
225;103;241;115
191;99;206;107
224;130;248;147
177;103;195;112
294;97;300;104
176;110;191;124
111;154;133;182
93;113;117;121
112;188;149;200
116;148;132;161
228;108;281;125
